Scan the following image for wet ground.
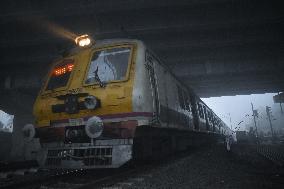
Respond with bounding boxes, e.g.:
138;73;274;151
101;144;284;189
1;143;283;189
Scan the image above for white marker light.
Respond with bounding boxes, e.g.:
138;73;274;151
75;34;92;47
85;116;103;138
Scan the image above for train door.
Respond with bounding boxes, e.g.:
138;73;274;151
184;92;193;129
145;52;160;123
177;87;192;129
153;61;169;127
161;70;170;126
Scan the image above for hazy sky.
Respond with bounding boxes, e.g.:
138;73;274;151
202;93;279;130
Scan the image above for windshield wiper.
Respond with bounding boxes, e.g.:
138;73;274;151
94;66;106;88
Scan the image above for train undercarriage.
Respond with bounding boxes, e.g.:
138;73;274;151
36;125;223;170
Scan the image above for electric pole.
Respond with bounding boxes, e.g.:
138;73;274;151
266;106;274;138
228;113;232;130
251;103;258;137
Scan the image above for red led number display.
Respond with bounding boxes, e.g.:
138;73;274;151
54;64;74;76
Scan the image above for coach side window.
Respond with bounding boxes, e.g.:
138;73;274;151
208;110;211;121
205;109;210;120
203;106;207;119
212;117;216;131
177;85;185;110
209;111;212;122
197;103;201;117
184;92;191;112
198;103;204;119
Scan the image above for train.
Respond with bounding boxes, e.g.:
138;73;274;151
23;36;236;169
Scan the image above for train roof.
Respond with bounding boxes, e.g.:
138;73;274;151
52;38;144;62
71;38;144;53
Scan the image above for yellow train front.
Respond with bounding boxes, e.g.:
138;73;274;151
33;39;152;169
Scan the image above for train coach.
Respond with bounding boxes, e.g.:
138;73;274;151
23;36;235;169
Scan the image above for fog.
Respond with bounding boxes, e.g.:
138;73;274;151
202;93;284;134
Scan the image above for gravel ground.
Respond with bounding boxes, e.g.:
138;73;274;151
102;144;284;189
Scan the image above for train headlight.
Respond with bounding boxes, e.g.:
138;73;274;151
22;124;35;141
84;95;98;110
85;116;103;138
75;34;92;47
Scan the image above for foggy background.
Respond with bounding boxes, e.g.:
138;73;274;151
202;93;284;136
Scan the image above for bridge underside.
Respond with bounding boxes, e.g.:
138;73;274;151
0;0;283;97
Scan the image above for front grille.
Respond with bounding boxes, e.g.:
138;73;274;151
45;147;112;167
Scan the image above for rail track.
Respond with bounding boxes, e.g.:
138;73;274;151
256;144;284;167
0;156;174;189
0;166;127;189
0;145;199;189
0;160;165;189
35;166;142;189
2;144;283;189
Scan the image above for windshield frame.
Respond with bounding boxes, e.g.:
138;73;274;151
42;57;76;94
83;44;134;87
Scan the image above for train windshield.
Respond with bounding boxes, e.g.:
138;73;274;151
85;47;131;85
45;59;74;90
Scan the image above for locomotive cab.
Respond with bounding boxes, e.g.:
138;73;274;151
33;39;151;169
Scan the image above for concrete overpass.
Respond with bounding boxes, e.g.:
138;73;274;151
0;0;283;97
